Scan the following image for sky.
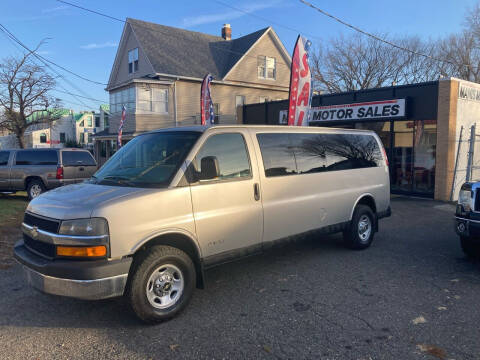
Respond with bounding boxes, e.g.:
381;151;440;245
0;0;477;112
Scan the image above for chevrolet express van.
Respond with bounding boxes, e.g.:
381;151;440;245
14;125;391;323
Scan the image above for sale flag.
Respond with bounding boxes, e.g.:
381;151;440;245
200;74;215;125
287;35;312;126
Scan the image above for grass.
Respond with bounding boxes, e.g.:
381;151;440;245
0;192;28;269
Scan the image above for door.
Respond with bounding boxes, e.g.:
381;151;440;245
61;150;97;183
189;131;263;264
0;151;11;190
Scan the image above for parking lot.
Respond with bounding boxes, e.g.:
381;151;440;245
1;196;480;359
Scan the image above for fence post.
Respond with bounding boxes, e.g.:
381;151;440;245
450;125;464;201
467;124;476;182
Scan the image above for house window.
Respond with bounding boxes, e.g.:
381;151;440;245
104;113;109;128
60;133;66;143
95;115;100;127
109;87;135;114
257;55;276;80
79;120;84;127
40;133;47;144
128;48;139;74
87;116;92;127
137;85;168;114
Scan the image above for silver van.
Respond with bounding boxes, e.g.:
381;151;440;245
0;148;97;199
14;125;391;323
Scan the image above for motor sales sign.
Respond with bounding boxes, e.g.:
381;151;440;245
279;99;406;124
310;99;405;122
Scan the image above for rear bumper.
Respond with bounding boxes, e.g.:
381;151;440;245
14;241;132;300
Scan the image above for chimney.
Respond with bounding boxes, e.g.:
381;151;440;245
222;24;231;40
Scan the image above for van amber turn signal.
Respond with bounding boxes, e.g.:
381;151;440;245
56;245;107;258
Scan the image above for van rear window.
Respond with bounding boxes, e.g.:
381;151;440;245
257;133;383;177
62;151;96;166
15;150;58;165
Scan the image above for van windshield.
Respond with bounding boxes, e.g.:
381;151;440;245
91;131;200;188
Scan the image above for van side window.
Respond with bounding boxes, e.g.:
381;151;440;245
0;151;9;166
194;133;251;181
322;134;382;170
256;133;297;177
62;151;96;166
15;150;58;165
257;133;382;177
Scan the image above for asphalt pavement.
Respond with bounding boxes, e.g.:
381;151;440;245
1;196;480;359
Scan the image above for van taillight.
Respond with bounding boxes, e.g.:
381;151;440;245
381;147;389;166
56;166;64;179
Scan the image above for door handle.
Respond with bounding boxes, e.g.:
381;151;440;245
79;167;84;171
254;183;260;201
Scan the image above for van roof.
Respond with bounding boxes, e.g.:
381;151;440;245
145;124;374;135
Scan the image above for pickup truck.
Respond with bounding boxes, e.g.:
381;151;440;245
455;182;480;258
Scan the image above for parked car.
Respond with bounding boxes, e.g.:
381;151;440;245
0;148;97;200
14;125;391;323
455;182;480;258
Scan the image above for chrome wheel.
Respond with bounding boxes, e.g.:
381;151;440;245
146;264;184;309
30;184;42;198
357;215;372;242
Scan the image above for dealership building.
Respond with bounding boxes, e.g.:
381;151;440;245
243;78;480;201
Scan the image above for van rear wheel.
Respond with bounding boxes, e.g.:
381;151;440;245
27;179;45;200
344;205;375;250
127;245;196;323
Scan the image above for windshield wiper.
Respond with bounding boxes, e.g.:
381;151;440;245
100;175;137;187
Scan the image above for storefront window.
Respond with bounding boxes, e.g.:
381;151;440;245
412;120;436;195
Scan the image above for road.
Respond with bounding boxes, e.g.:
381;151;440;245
1;197;480;359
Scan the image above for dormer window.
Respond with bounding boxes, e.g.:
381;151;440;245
257;55;276;80
128;48;139;74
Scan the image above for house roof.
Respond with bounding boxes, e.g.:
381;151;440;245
26;108;71;123
74;112;93;122
100;104;110;112
127;18;270;79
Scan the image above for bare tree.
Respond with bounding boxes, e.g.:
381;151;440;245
311;33;441;93
0;47;60;148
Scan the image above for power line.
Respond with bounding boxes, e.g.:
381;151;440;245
55;0;293;69
212;0;321;42
52;89;107;104
298;0;474;70
0;24;100;109
0;22;106;86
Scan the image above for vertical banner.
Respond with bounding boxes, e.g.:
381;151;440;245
200;74;215;125
117;105;126;148
287;35;312;126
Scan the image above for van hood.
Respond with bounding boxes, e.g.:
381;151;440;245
27;183;149;220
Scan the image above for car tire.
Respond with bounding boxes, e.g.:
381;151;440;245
343;205;375;250
460;236;480;259
127;245;196;323
27;179;45;200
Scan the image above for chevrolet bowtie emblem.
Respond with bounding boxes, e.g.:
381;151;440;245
30;226;39;239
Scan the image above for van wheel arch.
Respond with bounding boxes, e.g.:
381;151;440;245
129;233;205;290
352;195;378;231
25;176;45;190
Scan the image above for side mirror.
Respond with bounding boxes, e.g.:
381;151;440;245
200;156;220;180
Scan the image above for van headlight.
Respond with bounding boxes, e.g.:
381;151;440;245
458;189;473;212
59;218;109;236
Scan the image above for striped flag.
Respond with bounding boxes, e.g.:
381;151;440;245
200;74;215;125
288;35;312;126
117;105;126;148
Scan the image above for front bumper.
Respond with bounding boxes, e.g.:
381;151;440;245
14;241;132;300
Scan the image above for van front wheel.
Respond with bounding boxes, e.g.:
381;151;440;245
344;205;375;250
127;245;196;323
